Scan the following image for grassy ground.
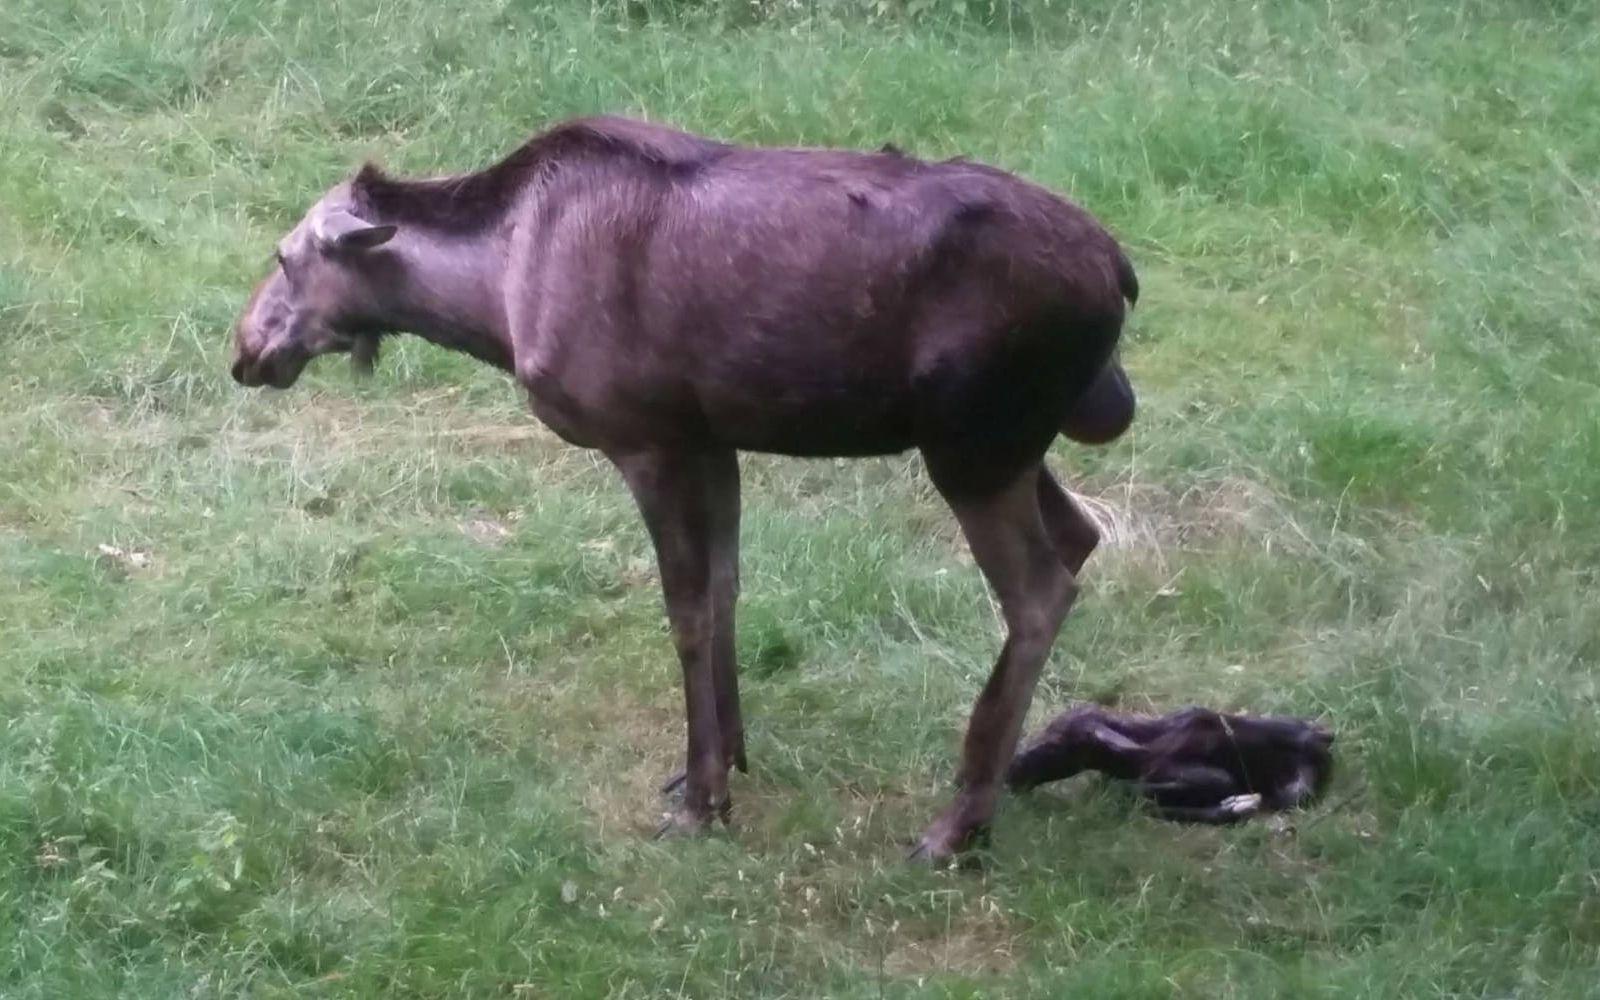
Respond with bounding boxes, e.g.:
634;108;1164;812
3;0;1599;995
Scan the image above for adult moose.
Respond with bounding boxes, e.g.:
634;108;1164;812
230;116;1139;862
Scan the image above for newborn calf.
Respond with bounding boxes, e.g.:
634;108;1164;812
1007;706;1334;823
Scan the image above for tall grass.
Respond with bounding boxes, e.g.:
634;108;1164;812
2;0;1598;995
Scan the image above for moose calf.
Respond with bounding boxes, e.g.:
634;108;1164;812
1008;705;1334;823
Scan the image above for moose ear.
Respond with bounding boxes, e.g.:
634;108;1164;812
314;210;397;251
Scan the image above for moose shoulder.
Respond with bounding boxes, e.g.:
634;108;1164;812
231;116;1139;862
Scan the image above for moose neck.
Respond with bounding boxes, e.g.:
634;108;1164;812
371;225;514;372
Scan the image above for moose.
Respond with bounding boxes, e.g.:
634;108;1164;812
230;116;1139;861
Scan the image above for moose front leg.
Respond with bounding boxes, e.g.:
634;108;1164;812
707;452;748;775
658;451;748;794
613;448;742;835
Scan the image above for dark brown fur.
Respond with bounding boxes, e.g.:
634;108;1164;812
351;118;730;234
1008;706;1335;823
230;116;1140;860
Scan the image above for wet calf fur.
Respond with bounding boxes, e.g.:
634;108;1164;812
1008;706;1335;824
229;116;1139;861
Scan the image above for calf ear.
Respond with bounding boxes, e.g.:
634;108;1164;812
315;210;398;251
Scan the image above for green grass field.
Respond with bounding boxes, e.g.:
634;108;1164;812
3;0;1599;995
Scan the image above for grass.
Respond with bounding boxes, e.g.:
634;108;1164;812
3;0;1599;995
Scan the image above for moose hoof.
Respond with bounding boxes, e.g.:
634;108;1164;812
660;751;749;797
653;800;731;840
906;838;954;866
907;815;989;867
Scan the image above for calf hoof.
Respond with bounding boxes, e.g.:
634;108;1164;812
1220;792;1263;817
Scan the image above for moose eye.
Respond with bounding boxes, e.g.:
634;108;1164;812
274;250;287;270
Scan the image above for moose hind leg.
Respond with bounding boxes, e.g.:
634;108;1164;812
1037;467;1101;575
912;459;1080;862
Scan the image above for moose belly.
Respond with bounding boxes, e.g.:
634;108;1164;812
698;379;918;457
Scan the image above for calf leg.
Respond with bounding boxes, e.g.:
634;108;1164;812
612;448;740;834
1139;760;1259;823
912;460;1080;862
1007;707;1150;790
1139;762;1241;807
1152;798;1264;824
1006;708;1101;791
